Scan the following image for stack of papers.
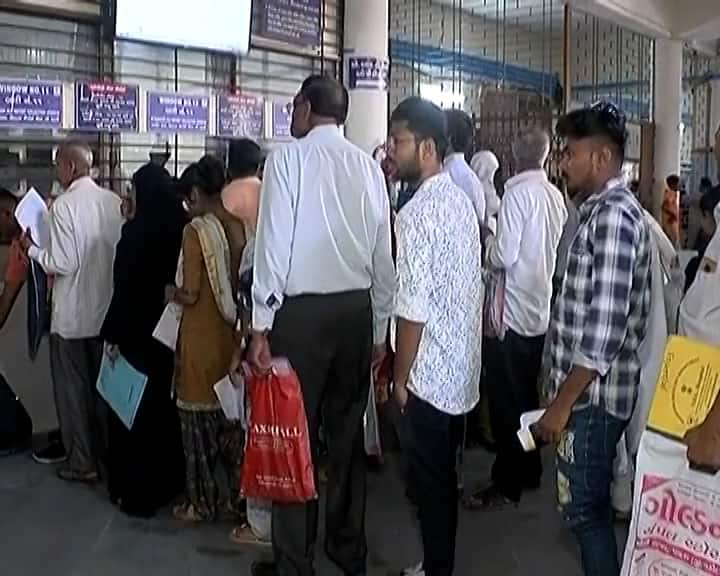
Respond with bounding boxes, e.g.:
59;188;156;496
14;188;49;248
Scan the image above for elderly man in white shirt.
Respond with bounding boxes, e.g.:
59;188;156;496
389;97;483;576
443;109;486;228
465;128;567;511
23;140;122;483
247;76;395;576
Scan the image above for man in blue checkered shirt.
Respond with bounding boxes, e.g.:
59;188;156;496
535;102;651;576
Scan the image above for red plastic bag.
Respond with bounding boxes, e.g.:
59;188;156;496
240;359;317;503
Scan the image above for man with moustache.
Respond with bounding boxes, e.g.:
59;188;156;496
535;103;652;576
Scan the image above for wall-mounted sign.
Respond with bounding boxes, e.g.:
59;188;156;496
0;79;63;129
217;94;264;139
348;57;389;91
75;82;139;132
257;0;321;47
272;101;292;139
147;92;209;134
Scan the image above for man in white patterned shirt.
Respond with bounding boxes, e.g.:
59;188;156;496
389;97;483;576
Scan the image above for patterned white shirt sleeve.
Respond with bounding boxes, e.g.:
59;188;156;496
395;212;431;325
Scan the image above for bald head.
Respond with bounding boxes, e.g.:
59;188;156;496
291;75;349;138
56;140;93;187
512;128;550;172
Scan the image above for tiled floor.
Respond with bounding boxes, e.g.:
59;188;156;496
0;449;621;575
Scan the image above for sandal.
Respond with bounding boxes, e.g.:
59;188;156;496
462;485;517;511
56;467;99;484
229;523;271;547
173;502;210;523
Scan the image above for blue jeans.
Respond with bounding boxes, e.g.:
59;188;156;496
556;406;627;576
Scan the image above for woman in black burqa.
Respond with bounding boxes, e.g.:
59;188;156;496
101;162;190;517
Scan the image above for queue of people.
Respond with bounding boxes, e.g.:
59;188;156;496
4;73;720;576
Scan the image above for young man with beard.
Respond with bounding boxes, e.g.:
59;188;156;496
535;103;652;576
388;97;483;576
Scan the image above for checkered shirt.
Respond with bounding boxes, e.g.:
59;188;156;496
546;179;652;421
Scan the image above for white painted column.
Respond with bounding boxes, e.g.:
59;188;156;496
710;79;720;180
343;0;389;153
652;39;683;216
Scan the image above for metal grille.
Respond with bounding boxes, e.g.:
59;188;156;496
0;1;343;194
682;50;719;192
389;0;563;114
389;0;563;183
569;10;654;122
0;10;101;194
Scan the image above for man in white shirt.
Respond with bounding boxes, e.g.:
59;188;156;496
466;128;567;510
443;108;486;228
248;76;395;576
389;97;483;576
23;140;122;483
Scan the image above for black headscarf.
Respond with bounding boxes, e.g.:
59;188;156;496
101;163;189;375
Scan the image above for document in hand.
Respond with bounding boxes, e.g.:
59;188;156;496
14;188;49;248
517;409;545;452
214;374;246;426
152;303;181;351
96;351;148;430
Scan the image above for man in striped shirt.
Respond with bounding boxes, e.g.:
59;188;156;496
535;102;651;576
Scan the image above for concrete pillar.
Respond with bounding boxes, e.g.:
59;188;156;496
343;0;389;153
710;79;720;181
653;39;683;216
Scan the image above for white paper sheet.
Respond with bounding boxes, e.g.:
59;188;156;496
152;303;181;351
516;409;546;452
14;188;49;249
214;374;245;423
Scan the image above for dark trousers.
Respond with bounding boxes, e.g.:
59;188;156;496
269;291;372;576
557;407;626;576
487;329;545;502
49;334;106;473
404;394;464;576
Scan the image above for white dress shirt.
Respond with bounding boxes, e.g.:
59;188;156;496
443;153;486;227
252;125;395;344
29;176;122;339
486;169;567;337
395;172;483;415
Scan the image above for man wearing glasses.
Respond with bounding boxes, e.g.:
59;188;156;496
388;97;483;576
535;102;652;576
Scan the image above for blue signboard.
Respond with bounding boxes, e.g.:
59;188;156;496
272;101;292;139
348;57;389;91
76;82;138;132
147;92;209;134
217;94;264;139
257;0;321;47
0;79;63;129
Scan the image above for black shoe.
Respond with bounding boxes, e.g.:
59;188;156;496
32;442;67;465
251;561;279;576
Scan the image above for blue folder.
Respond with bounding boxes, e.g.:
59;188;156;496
96;351;148;430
